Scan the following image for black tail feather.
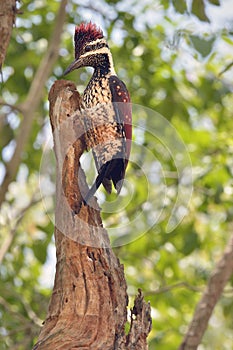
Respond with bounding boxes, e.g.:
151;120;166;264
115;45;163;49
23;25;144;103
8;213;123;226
102;178;112;194
111;159;125;194
83;173;105;206
83;162;111;205
83;158;125;206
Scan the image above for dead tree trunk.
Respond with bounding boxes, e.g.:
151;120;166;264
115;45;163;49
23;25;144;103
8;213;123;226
33;80;151;350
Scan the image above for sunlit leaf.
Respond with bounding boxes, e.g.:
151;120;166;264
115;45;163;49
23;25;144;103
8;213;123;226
172;0;187;13
32;240;48;264
208;0;220;5
191;0;210;22
190;35;215;57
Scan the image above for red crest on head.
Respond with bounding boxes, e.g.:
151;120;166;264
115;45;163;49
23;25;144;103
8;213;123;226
74;22;104;58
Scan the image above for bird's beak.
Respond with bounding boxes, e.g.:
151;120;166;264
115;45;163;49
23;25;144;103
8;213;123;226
63;58;83;76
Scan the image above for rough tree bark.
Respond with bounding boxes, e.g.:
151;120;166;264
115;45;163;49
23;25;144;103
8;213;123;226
0;0;17;69
33;80;151;350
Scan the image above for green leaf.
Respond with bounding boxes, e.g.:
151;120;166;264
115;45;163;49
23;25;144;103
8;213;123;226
190;35;215;57
208;0;220;5
191;0;210;22
172;0;187;13
32;240;48;264
181;230;200;255
219;61;233;76
0;121;14;149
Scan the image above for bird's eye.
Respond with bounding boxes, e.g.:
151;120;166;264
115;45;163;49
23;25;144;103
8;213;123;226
85;45;92;52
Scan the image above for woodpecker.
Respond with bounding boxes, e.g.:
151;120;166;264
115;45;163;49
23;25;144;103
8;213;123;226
64;22;132;205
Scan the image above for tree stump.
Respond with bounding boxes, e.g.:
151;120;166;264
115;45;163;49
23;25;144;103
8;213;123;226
33;80;151;350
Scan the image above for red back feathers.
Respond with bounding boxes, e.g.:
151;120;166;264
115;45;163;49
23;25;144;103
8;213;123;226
74;22;104;58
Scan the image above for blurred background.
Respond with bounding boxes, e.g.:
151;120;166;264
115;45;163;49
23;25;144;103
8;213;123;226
0;0;233;349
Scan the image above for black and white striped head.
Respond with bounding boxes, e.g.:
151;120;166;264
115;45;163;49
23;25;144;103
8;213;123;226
64;22;115;76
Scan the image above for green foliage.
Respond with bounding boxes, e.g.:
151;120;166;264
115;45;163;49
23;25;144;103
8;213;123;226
1;0;233;349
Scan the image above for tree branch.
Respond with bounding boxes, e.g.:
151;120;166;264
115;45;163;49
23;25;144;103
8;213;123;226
179;232;233;350
0;98;24;113
142;282;202;297
0;0;68;208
